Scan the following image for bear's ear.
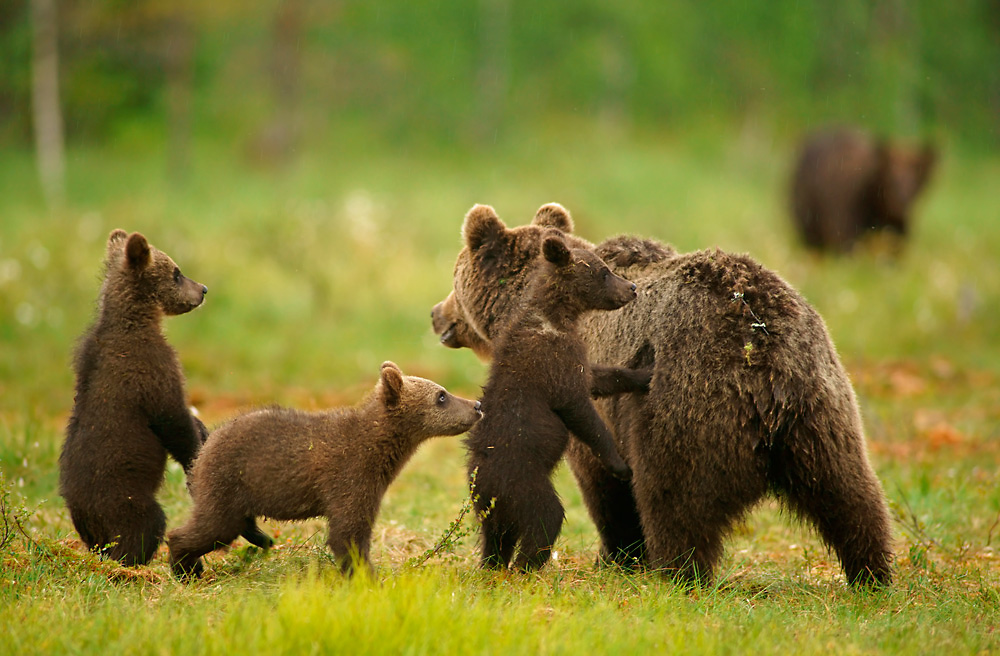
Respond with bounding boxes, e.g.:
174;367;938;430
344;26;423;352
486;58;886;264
462;204;506;252
125;232;152;270
380;361;405;407
542;235;572;267
532;203;574;234
107;229;128;249
105;229;129;264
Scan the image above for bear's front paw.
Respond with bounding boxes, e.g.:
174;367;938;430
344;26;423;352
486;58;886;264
192;416;209;444
611;462;633;482
633;368;654;393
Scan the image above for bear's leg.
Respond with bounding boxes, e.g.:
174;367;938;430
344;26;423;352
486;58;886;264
642;520;724;586
480;524;517;570
104;500;166;567
326;514;373;576
66;504;102;554
472;464;518;569
566;439;646;568
511;482;565;571
477;488;518;569
628;459;737;585
241;518;274;549
167;511;245;578
589;365;653;398
775;418;893;587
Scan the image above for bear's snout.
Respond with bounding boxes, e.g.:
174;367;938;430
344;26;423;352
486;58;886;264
474;400;483;416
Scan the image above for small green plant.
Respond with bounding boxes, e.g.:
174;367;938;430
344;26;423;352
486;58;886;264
407;467;494;568
0;471;32;554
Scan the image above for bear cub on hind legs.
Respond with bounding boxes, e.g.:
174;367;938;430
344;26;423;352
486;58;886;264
466;228;643;572
60;230;209;566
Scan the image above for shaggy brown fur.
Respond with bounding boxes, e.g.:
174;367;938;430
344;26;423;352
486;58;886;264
791;127;936;252
465;227;638;571
167;362;482;577
60;230;209;566
431;203;894;587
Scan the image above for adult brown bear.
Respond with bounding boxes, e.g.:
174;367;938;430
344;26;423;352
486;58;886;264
432;203;893;587
791;128;936;252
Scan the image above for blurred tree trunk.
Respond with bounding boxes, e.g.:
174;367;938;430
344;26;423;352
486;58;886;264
986;0;1000;139
474;0;509;143
30;0;65;207
873;0;920;133
599;28;632;134
250;0;303;166
163;13;195;185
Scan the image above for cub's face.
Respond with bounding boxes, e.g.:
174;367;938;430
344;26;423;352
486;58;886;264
106;230;207;315
545;241;637;313
378;361;482;440
430;203;591;360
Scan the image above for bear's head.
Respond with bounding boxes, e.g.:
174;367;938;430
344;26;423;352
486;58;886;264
103;229;207;317
531;233;637;321
874;141;937;232
430;203;591;359
377;361;482;441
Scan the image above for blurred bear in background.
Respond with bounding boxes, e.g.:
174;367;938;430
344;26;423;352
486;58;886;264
791;128;937;253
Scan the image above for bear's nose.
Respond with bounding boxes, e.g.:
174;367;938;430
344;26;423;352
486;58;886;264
630;283;637;292
202;285;208;295
474;400;482;411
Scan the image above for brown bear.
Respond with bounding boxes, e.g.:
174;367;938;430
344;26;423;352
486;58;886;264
465;228;639;571
432;203;894;587
60;229;209;566
791;127;937;252
167;361;482;577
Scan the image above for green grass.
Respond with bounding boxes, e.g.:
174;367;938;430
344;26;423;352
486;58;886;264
1;125;999;654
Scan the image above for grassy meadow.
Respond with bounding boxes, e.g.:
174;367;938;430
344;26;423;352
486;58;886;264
2;126;999;654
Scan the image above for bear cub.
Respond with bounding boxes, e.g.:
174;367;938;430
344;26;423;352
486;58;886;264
168;361;482;577
60;229;208;566
466;229;640;571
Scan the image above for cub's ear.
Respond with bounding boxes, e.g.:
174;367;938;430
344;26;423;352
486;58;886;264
532;203;574;234
542;235;572;267
107;229;128;249
105;229;129;264
380;362;405;407
125;232;152;270
462;204;506;252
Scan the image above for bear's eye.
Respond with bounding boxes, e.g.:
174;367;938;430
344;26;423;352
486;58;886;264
173;268;182;284
436;391;447;405
602;269;610;281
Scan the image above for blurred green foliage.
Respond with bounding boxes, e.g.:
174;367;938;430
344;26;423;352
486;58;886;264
1;0;998;149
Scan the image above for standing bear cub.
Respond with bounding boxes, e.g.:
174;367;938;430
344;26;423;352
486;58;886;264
466;227;639;571
168;361;482;577
60;229;208;566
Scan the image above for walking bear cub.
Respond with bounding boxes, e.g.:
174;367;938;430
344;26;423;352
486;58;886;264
60;229;208;566
168;361;482;577
466;228;639;571
433;203;893;587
